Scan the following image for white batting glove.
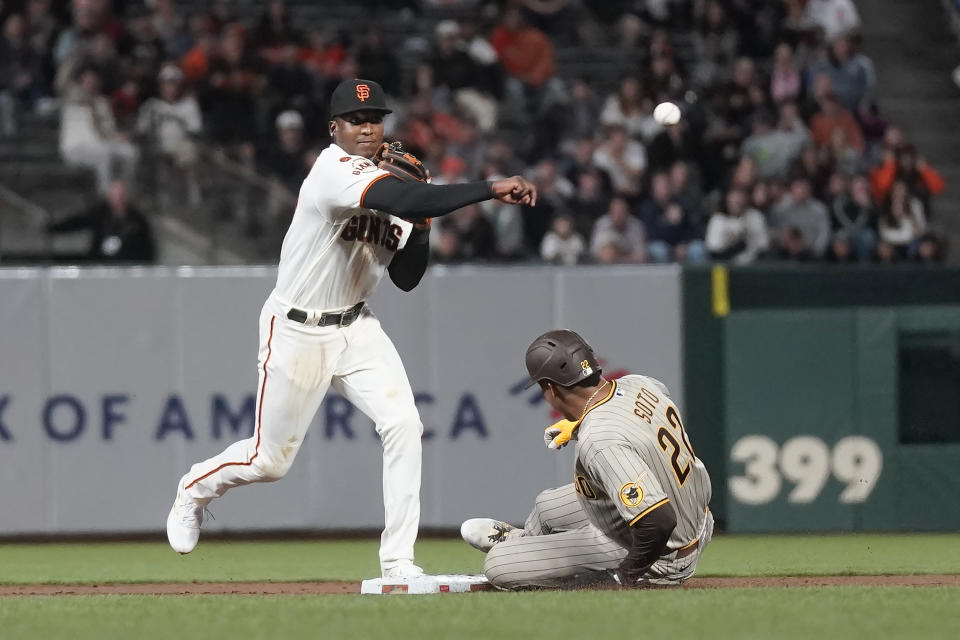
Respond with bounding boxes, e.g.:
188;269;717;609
543;419;578;450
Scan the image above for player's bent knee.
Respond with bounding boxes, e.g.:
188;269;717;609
252;447;298;481
482;547;521;590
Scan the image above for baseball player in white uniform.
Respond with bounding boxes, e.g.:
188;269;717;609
166;79;537;578
461;329;712;589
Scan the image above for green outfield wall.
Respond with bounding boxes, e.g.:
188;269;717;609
683;266;960;532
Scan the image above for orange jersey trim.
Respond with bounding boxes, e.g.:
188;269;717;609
359;173;391;208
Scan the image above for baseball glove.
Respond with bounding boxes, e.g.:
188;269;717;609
376;141;428;183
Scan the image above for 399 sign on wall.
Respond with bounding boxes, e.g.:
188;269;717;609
728;435;883;506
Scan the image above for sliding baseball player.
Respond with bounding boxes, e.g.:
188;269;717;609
461;329;712;588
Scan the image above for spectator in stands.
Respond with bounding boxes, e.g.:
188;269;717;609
123;6;168;81
794;144;832;201
200;27;262;147
136;64;203;204
489;6;560;119
614;13;644;49
804;0;861;43
870;144;944;215
826;230;858;263
150;0;185;58
540;212;586;265
728;154;758;192
565;78;601;140
809;91;863;153
449;203;498;261
647;113;699;174
599;76;655;141
829;174;876;260
567;167;610;237
691;0;739;90
770;174;831;259
46;179;155;263
300;28;346;82
750;179;775;218
703;57;759;186
592;124;646;198
255;0;301;58
53;0;107;68
645;53;684;104
267;42;313;110
0;13;43;136
180;17;217;84
260;109;310;193
641;172;706;264
876;180;926;261
809;35;874;114
518;0;578;44
429;20;500;133
0;2;54;122
705;187;770;264
770;42;803;104
590;196;646;264
431;221;461;264
741;103;809;179
353;28;400;95
478;159;526;260
825;126;862;175
397;95;469;163
25;0;60;68
518;157;574;250
59;65;139;194
914;233;947;263
669;161;705;227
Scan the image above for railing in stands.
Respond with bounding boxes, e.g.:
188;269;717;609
0;181;53;263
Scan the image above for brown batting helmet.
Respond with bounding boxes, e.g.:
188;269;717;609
524;329;601;389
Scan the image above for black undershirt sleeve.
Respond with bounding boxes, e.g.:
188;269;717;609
618;501;678;584
388;225;430;292
362;176;494;221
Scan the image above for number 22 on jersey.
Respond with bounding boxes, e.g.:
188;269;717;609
634;387;695;487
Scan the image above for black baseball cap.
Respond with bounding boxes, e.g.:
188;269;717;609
329;78;392;119
524;329;602;389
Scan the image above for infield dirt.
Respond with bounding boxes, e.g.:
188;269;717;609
2;574;958;596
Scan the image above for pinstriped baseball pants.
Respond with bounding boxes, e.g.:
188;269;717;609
483;483;713;590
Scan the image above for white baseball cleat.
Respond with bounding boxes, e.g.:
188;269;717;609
166;485;205;554
460;518;518;552
382;562;425;579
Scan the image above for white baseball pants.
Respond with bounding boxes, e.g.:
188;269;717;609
179;292;423;572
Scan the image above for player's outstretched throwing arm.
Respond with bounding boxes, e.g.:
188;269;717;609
363;173;537;292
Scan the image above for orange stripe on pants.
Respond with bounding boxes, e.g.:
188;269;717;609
185;316;275;489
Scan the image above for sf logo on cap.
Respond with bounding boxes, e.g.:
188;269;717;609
356;84;370;102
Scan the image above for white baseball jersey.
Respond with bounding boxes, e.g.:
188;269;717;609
274;143;414;311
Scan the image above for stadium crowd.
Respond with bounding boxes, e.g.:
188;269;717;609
0;0;949;264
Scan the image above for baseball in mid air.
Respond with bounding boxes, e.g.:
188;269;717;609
653;102;681;126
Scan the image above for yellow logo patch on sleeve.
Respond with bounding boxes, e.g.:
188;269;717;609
619;482;644;508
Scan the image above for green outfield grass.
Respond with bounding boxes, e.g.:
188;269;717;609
2;533;960;583
2;587;959;640
2;535;959;640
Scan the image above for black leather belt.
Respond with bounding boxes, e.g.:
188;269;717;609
287;301;365;327
675;538;699;559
